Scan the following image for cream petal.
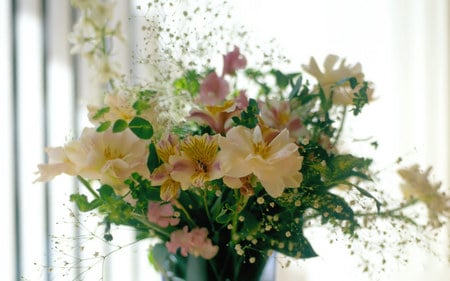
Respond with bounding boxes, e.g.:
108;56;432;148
223;176;243;189
169;155;196;189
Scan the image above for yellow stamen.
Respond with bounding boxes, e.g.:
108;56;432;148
157;136;178;163
181;134;218;165
160;178;181;201
205;100;235;115
253;142;270;158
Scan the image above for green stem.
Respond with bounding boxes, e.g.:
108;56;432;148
207;259;221;281
202;189;215;232
130;213;171;239
333;106;347;146
77;176;100;199
303;199;420;223
354;199;419;218
230;191;250;244
173;199;196;227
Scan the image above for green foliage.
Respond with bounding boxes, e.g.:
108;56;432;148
147;142;163;173
129;117;154;139
96;121;111;132
92;106;110;120
125;173;161;213
324;154;372;184
231;98;260;128
133;89;156;115
270;69;300;89
352;80;370;116
70;194;102;212
112;119;128;132
173;69;201;96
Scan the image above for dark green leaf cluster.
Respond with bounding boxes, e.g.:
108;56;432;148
231;98;260;128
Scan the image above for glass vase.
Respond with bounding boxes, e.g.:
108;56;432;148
158;246;276;281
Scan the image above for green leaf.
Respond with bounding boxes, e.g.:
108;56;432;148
271;69;290;89
244;68;264;79
348;77;358;89
308;192;356;222
232;98;260;129
98;184;116;199
318;86;332;113
129;117;153;139
288;75;303;99
325;154;372;183
133;100;150;115
96;121;111;132
352;184;382;213
267;218;318;259
147;142;162;173
173;70;201;96
92;107;110;120
351;81;370;116
70;194;102;212
271;69;300;89
112;119;128;133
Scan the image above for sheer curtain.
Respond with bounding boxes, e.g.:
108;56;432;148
1;1;448;281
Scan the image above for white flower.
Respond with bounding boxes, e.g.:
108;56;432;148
398;164;450;228
35;128;150;196
88;92;135;125
302;55;374;105
34;147;77;183
218;126;303;197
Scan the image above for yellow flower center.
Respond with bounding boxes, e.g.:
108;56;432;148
191;171;209;187
160;178;181;201
181;135;218;165
206;100;235;115
104;146;124;160
157;138;178;163
253;142;270;158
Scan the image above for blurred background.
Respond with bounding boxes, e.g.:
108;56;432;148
1;0;449;280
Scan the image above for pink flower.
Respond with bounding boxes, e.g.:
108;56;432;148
166;226;219;259
222;46;247;76
150;135;182;201
188;100;240;134
260;99;307;139
198;71;229;106
169;134;222;189
147;201;180;227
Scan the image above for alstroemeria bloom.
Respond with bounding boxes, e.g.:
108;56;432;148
218;126;303;197
166;226;219;259
169;134;222;189
37;128;149;196
302;55;374;105
398;165;450;228
198;71;229;106
150;134;182;201
260;99;307;139
88;93;135;125
147;201;180;227
189;100;240;134
34;147;77;182
222;46;247;76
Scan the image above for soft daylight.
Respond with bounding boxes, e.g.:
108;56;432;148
29;0;450;281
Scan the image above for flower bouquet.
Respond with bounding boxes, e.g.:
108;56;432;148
35;1;449;281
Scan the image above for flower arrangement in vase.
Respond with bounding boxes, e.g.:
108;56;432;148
35;1;449;280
